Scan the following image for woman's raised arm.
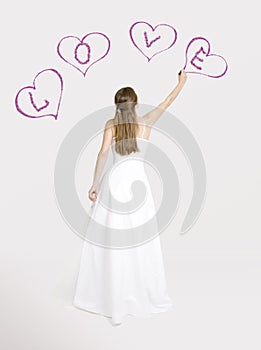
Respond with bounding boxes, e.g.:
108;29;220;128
142;69;187;126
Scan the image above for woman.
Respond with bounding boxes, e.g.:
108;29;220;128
73;69;187;325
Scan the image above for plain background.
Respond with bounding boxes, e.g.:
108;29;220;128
1;0;261;348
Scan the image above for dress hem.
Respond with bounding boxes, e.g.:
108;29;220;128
72;300;175;326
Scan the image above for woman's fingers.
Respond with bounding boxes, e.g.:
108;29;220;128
178;69;187;83
88;189;97;202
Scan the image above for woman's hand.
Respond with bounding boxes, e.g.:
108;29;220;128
178;69;187;85
88;185;99;202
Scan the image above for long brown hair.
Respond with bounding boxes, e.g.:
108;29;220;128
113;87;140;155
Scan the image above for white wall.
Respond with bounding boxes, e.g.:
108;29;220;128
1;0;260;349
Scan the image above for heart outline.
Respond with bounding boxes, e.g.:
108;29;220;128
129;21;177;62
183;36;228;78
57;32;111;76
15;68;63;120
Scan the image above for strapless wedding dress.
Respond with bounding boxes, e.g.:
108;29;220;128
73;133;174;326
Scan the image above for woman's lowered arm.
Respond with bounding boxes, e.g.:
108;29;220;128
88;120;113;202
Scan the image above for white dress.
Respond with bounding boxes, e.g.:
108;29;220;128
73;125;174;326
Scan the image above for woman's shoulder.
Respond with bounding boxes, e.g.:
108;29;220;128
105;118;114;126
104;119;115;131
105;119;116;137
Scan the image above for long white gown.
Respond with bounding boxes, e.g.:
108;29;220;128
73;127;174;326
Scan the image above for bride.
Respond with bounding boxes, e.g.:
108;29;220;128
73;69;187;326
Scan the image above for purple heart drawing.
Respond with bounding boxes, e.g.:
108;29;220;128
15;68;63;120
129;21;177;61
57;32;111;76
183;37;228;78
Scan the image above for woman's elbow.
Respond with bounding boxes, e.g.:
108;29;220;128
98;149;109;158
